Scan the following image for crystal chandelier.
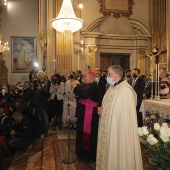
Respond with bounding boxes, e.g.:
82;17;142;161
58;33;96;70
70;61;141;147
4;0;8;6
51;0;83;34
0;35;9;59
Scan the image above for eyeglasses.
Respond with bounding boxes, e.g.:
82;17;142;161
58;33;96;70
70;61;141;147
107;73;115;77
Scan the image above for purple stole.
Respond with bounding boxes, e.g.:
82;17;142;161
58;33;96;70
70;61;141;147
79;99;99;151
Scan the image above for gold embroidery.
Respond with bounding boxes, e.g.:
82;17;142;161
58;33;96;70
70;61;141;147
96;86;116;169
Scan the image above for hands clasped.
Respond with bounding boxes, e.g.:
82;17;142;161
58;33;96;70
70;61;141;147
97;107;102;116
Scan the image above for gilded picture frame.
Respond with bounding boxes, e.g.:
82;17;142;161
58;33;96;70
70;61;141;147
11;36;36;73
97;0;134;18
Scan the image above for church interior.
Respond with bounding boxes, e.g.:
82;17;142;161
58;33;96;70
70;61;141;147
0;0;170;169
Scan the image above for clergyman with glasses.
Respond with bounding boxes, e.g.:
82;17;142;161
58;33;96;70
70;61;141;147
96;65;143;170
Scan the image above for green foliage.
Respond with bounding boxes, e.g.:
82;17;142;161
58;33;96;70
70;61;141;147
145;135;170;169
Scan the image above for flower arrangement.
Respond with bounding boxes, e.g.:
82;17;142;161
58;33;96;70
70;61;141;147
143;109;160;133
138;123;170;169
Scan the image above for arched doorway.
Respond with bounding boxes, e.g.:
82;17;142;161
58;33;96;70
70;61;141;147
100;53;130;71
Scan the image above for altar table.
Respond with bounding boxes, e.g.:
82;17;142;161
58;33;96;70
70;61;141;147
140;99;170;120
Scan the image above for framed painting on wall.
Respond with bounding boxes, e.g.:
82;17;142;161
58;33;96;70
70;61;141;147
97;0;134;18
11;36;36;73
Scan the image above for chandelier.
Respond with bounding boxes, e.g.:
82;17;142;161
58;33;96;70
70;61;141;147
4;0;8;6
0;37;9;58
0;0;8;6
51;0;83;34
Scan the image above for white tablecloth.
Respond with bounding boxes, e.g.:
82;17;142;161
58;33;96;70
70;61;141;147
140;99;170;120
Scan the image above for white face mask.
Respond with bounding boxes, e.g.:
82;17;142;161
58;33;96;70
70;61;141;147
1;89;6;93
95;77;99;83
107;76;115;86
18;87;23;90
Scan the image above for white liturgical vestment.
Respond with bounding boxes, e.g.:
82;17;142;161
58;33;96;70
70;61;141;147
96;80;143;170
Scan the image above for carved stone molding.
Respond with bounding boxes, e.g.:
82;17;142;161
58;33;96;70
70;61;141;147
81;16;152;74
85;17;106;32
83;17;151;37
87;46;97;57
128;18;151;36
97;0;134;18
138;49;147;59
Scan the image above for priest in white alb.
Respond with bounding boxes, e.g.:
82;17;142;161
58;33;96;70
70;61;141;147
96;65;143;170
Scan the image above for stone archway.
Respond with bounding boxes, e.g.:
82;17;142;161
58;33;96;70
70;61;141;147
81;17;152;74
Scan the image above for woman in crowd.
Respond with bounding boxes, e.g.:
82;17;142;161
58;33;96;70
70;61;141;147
62;71;79;129
49;73;65;130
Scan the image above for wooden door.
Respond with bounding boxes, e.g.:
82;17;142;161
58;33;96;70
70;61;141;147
100;54;114;71
120;56;130;71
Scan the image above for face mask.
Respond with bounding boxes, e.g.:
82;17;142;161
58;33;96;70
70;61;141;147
23;86;27;90
70;75;74;79
1;89;6;93
33;80;38;84
107;77;115;86
132;74;137;79
95;77;99;83
127;74;131;78
18;87;23;90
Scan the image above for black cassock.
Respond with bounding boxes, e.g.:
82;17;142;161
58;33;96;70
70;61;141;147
73;82;101;161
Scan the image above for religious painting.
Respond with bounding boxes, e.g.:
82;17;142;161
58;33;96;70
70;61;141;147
97;0;134;18
11;36;36;73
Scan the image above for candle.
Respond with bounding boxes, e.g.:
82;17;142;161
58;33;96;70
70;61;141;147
155;64;158;95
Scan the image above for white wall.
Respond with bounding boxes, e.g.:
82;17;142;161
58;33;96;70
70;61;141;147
1;0;39;85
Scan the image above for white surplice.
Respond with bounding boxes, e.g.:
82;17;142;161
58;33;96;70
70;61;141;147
96;80;143;170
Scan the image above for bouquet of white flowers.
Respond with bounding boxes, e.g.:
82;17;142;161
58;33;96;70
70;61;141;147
138;123;170;169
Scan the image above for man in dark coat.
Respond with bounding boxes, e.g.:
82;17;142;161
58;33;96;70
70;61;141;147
2;111;34;158
72;71;101;161
95;73;106;100
128;68;145;127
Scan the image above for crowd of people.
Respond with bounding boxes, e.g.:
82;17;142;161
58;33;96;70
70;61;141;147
0;65;170;169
